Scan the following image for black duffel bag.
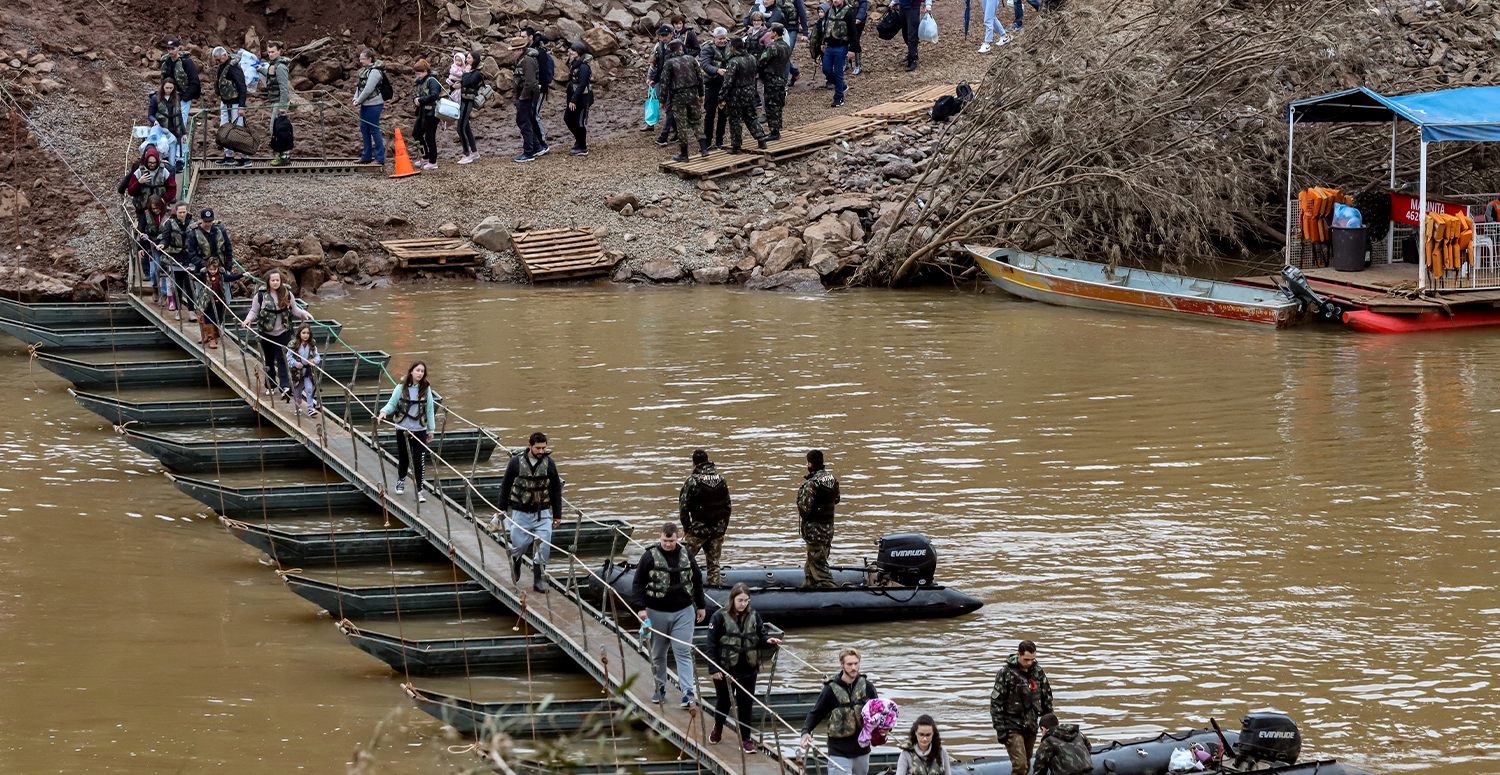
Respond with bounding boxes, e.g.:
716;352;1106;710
877;7;902;39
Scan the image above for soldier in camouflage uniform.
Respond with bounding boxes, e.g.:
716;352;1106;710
720;38;768;154
679;449;731;585
990;641;1055;775
758;23;791;141
659;40;706;160
796;449;840;588
1031;713;1093;775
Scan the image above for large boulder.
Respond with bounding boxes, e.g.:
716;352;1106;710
462;4;493;28
554;18;586;43
298;266;329;292
745;268;824;293
640;258;685;281
472;216;513;252
809;249;847;276
70;275;107;302
584;26;621;56
802;214;852;258
333;250;361;274
481;55;501;82
837;210;866;242
692;265;730;284
439;222;461;237
298;233;325;260
316;279;349;299
604;7;636;29
553;0;593;19
605;190;639;211
748;225;790;263
763;237;804;275
361;251;395;276
0;186;30;218
0;267;73;303
306;58;344;85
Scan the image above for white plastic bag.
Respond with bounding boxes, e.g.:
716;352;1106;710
238;48;262;93
918;12;939;42
437;97;462;121
1167;748;1204;772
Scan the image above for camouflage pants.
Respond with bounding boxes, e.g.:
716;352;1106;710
670;95;702;147
800;520;835;588
725;99;765;150
1005;730;1038;775
682;521;727;586
762;77;787;133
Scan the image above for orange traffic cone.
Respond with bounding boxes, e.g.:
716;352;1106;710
389;128;420;179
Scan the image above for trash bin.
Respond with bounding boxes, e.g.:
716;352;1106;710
1330;226;1369;272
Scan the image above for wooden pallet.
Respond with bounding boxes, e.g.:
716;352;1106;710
197;159;384;178
511;229;612;282
893;84;958;103
796;115;888;141
660;149;765;180
379;238;482;269
851;101;933;123
750;130;831;162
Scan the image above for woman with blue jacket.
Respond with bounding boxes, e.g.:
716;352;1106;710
377;361;437;502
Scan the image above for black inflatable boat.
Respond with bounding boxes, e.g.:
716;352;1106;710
956;714;1376;775
592;533;983;626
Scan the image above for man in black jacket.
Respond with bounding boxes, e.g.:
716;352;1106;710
499;432;563;591
799;647;879;775
699;28;733;150
679;449;731;584
564;42;593;156
160;39;201;137
211;47;250;168
632;522;708;708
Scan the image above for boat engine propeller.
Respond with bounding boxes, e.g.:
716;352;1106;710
873;533;938;587
1271;265;1343;321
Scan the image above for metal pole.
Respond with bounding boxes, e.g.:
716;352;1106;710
1284;113;1296;267
1388;119;1397;264
1419;139;1429;291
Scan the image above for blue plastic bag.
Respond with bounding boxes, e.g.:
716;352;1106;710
1332;203;1362;229
644;86;661;127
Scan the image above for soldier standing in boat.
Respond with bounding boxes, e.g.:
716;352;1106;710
1031;713;1093;775
797;449;840;588
679;449;731;585
990;640;1054;775
500;432;563;592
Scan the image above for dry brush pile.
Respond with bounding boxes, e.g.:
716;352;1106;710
856;0;1500;286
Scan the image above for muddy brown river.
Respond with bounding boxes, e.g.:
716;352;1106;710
2;284;1496;774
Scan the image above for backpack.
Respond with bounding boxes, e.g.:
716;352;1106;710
374;68;394;101
538;49;555;86
270;114;295;152
931;84;974;122
474;83;495;109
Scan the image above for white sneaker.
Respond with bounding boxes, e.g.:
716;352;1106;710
417;491;427;503
978;42;992;53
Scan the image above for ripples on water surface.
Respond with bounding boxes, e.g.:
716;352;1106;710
1;284;1496;773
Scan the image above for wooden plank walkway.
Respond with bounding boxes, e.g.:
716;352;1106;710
123;293;787;775
661;149;766;180
512;229;612;282
796;115;888;142
892;84;957;103
379;238;482;269
197;157;384;178
851;100;932;123
751;130;832;162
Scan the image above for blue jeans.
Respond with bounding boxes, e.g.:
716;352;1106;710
982;0;1006;40
508;508;554;566
1014;0;1040;25
359;104;385;162
786;32;801;81
823;46;848;101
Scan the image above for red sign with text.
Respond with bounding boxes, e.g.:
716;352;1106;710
1390;192;1468;226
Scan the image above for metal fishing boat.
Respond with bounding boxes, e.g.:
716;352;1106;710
117;427;496;472
35;349;391;388
967;246;1304;327
219;515;630;562
72;389;386;427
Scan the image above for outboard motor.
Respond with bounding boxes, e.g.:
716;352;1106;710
1271;265;1343;321
1235;713;1301;766
874;534;937;586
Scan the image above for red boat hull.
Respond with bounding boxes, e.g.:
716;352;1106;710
1343;309;1500;333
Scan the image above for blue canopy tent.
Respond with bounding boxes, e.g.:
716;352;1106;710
1284;86;1500;290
